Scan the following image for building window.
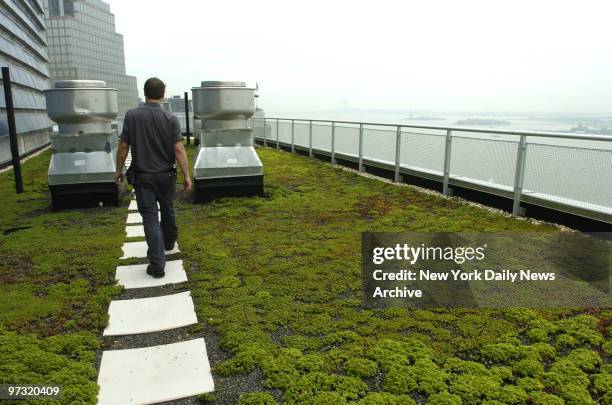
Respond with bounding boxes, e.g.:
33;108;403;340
49;0;60;16
64;0;75;16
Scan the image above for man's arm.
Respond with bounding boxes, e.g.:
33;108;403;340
174;141;192;192
115;113;130;184
115;140;130;184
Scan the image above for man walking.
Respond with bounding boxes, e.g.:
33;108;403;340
115;78;192;278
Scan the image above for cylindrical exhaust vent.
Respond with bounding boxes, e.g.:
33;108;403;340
191;81;255;130
190;79;264;200
44;80;118;134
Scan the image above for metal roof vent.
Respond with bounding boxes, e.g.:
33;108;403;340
43;80;124;207
191;80;263;200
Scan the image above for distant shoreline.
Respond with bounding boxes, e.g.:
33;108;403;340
455;118;511;126
404;116;446;121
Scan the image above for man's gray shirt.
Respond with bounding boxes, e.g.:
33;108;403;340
120;102;183;173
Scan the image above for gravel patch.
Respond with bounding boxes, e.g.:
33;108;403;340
117;281;191;300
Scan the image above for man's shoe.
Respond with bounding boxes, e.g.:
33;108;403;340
146;265;165;279
164;241;176;251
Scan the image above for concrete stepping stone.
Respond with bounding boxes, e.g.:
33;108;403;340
120;241;180;259
125;225;144;238
115;260;188;289
128;200;159;211
126;212;142;224
126;212;160;224
97;338;214;404
103;291;197;336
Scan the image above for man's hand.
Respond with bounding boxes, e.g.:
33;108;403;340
115;170;124;184
183;177;192;193
115;141;130;181
174;141;192;193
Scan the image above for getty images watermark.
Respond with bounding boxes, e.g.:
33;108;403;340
361;232;611;309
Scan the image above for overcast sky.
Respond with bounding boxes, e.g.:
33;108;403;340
105;0;612;115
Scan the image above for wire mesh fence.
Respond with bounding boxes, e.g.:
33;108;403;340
251;117;612;221
278;121;292;144
400;130;445;175
312;123;332;151
334;125;360;156
363;127;396;164
449;135;519;189
294;122;310;147
523;142;612;214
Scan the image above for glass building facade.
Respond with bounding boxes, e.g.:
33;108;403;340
167;95;192;114
0;0;52;166
43;0;138;116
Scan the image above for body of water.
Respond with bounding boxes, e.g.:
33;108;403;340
265;110;612;151
268;110;608;132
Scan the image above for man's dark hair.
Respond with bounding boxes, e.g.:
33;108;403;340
144;77;166;100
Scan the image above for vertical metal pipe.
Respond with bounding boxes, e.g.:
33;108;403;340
2;67;24;193
358;123;364;172
512;135;528;216
263;118;267;147
276;118;280;149
309;120;313;157
183;91;190;146
442;129;453;196
394;126;402;183
291;119;295;153
331;121;336;164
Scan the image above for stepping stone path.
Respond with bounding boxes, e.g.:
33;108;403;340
104;291;198;336
128;200;159;211
97;339;214;405
97;192;214;404
120;241;180;259
125;225;144;238
115;260;188;289
126;211;160;224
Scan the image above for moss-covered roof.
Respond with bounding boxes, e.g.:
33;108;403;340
0;145;609;404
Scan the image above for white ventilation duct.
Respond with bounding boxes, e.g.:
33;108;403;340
44;80;125;208
191;81;264;200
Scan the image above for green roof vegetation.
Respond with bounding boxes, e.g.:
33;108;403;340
0;150;126;403
0;144;609;404
174;146;611;404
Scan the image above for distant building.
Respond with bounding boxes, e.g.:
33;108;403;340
0;0;53;166
161;101;172;112
167;95;192;113
43;0;138;116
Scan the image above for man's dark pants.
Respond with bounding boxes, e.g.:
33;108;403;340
134;171;177;273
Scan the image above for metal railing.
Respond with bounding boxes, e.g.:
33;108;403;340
250;117;612;223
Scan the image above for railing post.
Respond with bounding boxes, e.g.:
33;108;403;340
276;118;280;150
2;67;23;193
442;129;453;196
263;118;267;147
512;135;528;216
394;126;402;183
331;121;336;164
184;91;191;146
291;119;295;153
309;120;313;157
358;123;364;172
